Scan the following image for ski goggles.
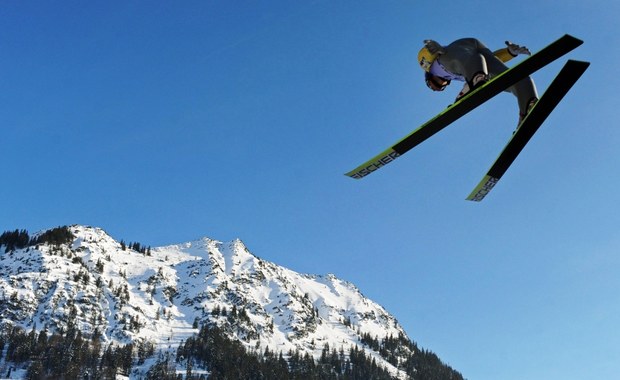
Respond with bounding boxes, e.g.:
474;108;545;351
425;72;450;91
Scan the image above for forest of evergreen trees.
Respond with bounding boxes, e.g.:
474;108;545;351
0;321;464;380
0;324;153;379
166;322;398;380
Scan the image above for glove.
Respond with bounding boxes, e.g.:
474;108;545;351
424;39;445;55
505;41;531;56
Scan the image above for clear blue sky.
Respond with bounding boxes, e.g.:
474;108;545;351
1;1;618;379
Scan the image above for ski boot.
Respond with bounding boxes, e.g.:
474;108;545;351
515;97;539;133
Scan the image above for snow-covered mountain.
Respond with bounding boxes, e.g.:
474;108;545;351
0;225;414;377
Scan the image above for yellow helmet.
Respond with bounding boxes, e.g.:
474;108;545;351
418;46;437;72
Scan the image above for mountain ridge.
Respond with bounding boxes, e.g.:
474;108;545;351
0;225;463;379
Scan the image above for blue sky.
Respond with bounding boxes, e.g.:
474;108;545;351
1;1;618;379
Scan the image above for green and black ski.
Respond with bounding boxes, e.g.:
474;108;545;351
466;59;590;201
345;34;583;179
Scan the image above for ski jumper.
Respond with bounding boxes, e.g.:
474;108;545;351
430;38;538;116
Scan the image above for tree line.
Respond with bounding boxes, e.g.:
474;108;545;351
0;226;74;253
152;322;464;380
0;324;153;379
0;321;464;380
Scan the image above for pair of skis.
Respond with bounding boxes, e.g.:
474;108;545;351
345;34;589;201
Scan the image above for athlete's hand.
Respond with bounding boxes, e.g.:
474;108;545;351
424;40;445;55
505;41;531;56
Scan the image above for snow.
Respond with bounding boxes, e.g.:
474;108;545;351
0;225;412;378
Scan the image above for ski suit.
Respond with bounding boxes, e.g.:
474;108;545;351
428;38;538;116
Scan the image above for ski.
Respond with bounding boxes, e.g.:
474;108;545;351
345;34;583;179
466;59;590;202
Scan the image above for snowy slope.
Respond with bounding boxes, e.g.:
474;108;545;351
0;225;411;377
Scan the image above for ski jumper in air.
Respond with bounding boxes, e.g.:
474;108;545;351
418;38;539;125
